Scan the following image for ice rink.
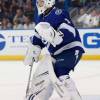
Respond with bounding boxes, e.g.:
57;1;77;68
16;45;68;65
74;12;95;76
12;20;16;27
0;60;100;100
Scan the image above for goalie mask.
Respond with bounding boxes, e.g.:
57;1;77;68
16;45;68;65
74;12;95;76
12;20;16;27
36;0;55;15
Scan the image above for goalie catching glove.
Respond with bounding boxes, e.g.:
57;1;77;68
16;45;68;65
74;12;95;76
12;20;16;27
24;41;41;66
35;22;63;47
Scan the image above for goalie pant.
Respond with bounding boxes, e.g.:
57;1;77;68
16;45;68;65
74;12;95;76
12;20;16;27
26;49;83;100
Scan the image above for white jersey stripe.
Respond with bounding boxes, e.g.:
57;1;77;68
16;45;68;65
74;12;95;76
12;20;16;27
58;23;76;37
54;41;84;55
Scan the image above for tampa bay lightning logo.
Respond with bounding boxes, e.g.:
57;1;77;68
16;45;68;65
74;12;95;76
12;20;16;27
55;9;62;15
0;34;6;50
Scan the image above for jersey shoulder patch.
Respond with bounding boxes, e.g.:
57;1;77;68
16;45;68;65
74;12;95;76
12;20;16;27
55;8;63;15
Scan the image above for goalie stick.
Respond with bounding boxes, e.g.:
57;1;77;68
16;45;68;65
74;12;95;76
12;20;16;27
26;59;34;97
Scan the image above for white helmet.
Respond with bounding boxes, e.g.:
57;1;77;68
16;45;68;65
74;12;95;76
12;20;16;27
36;0;55;15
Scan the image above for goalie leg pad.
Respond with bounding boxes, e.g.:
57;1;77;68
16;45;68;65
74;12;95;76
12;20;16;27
26;54;54;100
58;75;82;100
26;82;53;100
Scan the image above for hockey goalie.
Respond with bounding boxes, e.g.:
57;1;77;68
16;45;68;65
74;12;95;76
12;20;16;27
24;0;85;100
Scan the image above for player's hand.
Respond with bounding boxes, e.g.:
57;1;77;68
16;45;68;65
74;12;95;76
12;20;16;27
24;53;35;67
23;42;41;66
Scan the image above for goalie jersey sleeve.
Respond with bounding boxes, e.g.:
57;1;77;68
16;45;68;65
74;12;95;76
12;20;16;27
31;33;45;49
32;7;85;55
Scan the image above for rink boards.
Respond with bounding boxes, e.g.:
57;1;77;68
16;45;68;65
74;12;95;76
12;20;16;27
0;29;100;60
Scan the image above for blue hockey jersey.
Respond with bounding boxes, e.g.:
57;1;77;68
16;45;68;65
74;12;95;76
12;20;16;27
31;7;84;56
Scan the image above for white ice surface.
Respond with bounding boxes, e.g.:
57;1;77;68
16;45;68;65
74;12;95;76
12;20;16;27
0;60;100;100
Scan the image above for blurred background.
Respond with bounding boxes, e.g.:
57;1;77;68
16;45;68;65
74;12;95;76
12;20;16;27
0;0;99;30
